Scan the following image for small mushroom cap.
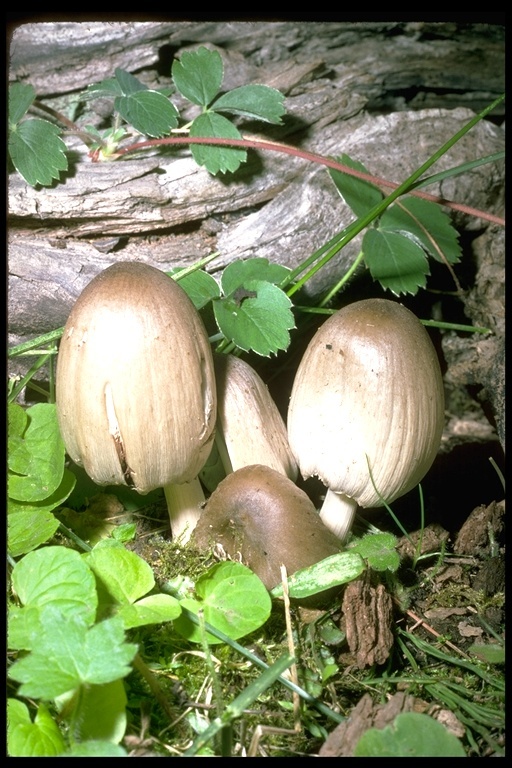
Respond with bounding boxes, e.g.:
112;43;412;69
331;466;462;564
192;464;341;590
56;261;216;493
288;299;445;508
214;354;298;480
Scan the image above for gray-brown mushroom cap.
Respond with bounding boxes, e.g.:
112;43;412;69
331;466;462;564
192;464;341;591
56;261;216;494
287;299;445;539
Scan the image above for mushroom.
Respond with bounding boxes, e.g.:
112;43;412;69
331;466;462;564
56;261;216;542
191;464;341;592
287;298;445;541
213;354;298;480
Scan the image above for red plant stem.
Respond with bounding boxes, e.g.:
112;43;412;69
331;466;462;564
116;135;505;226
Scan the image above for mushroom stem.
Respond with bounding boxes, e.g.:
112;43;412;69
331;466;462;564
163;477;206;544
319;489;358;542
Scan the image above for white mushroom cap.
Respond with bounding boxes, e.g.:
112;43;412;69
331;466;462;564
287;299;445;538
56;261;216;495
214;354;298;481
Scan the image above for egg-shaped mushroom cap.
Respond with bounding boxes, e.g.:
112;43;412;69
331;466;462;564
214;354;298;480
192;464;341;590
56;261;216;493
288;299;445;508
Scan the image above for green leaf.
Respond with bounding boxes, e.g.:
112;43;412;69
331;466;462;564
64;741;128;757
169;267;221;309
214;279;295;356
8;506;60;559
7;700;66;757
11;545;97;620
271;552;365;601
8;403;66;502
381;197;461;264
116;593;182;629
9;609;137;698
363;228;430;295
468;642;505;665
8;468;75;557
115;90;179;137
9;82;36;127
173;561;271;644
83;77;123;99
8;118;67;187
85;539;155;605
57;679;127;744
354;712;467;757
221;257;291;295
212;84;286;123
172;46;223;106
329;154;384;218
348;533;400;572
190;112;246;174
114;67;147;95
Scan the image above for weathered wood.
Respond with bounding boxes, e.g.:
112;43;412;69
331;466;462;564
8;21;505;444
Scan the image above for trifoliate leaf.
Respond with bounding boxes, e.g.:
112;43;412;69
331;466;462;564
212;84;286;123
190;112;246;174
381;197;461;264
220;257;291;295
329;154;384;218
214;279;295;356
115;90;179;137
172;46;223;106
8;118;68;187
9;609;137;698
363;228;429;296
9;82;36;126
10;546;97;637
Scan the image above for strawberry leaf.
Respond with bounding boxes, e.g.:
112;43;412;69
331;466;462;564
213;279;295;356
190;112;246;174
172;46;223;107
115;90;179;137
9;82;36;127
212;84;286;124
329;154;384;217
381;197;461;264
8;118;68;187
363;228;429;296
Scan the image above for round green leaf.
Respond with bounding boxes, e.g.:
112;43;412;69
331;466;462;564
354;712;466;757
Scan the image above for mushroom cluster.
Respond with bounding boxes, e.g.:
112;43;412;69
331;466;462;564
56;261;217;542
287;298;445;541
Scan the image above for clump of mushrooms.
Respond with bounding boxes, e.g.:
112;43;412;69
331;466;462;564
56;261;216;543
287;298;445;541
192;464;341;594
212;353;298;480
